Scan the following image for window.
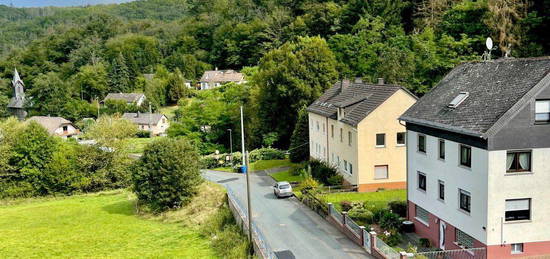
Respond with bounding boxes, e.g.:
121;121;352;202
438;139;445;160
62;126;68;132
348;131;352;146
396;132;406;145
460;145;471;167
459;189;471;213
331;153;334;163
418;134;426;153
331;125;334;138
535;100;550;123
376;133;385;147
511;243;524;254
337;156;340;167
418;172;426;191
507;151;531;173
340;128;343;142
322;123;325;134
374;165;388;180
349;164;353;174
438;180;445;201
415;205;429;225
316;121;319;131
455;229;474;248
505;199;531;221
448;92;469;108
344;160;348;172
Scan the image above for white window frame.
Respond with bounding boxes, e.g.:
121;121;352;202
415;205;429;226
511;243;524;254
396;132;406;146
376;133;386;148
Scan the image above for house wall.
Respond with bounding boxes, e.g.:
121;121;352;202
486;148;550;246
326;117;358;186
308;112;329;161
53;124;79;137
355;89;414;191
407;129;489;245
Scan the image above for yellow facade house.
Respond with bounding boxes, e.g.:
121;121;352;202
307;78;417;192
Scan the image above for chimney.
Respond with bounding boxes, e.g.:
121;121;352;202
340;79;351;93
354;77;362;84
377;78;385;85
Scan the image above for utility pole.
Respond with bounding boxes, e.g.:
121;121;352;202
228;129;233;166
240;106;252;244
148;103;152;132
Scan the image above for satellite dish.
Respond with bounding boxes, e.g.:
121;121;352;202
486;37;493;50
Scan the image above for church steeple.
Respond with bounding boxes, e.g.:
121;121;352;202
12;68;25;99
7;68;27;120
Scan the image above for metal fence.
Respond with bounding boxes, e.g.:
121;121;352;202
363;230;372;253
226;189;278;259
344;214;363;237
413;247;486;259
329;203;343;223
375;236;401;259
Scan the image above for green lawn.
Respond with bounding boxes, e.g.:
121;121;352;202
212;159;296;173
271;169;305;183
159;105;179;119
124;137;158;154
321;189;406;211
0;191;217;258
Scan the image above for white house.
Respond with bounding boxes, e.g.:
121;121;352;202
103;93;146;106
28;116;80;138
399;57;550;258
199;69;245;90
122;112;169;136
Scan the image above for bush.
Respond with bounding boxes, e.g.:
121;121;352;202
340;200;353;211
248;147;285;162
201;152;242;169
300;176;320;192
135;130;151;138
419;238;431;248
131;138;203;212
327;174;344;186
380;211;402;231
381;230;403;247
388;200;407;217
372;207;390;223
347;208;374;225
308;159;337;185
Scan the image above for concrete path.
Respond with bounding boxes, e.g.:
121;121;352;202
202;170;372;259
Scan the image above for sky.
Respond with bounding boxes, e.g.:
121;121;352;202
0;0;135;7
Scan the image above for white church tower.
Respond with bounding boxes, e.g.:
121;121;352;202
7;68;27;121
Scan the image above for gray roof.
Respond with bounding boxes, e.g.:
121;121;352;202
307;81;415;126
199;70;244;83
122;113;166;125
400;57;550;136
103;93;145;104
28;116;74;134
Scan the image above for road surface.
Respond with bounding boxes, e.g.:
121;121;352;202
202;169;372;259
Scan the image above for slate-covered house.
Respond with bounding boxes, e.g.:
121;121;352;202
307;78;417;192
399;57;550;258
28;116;80;138
122;112;169;136
199;69;245;90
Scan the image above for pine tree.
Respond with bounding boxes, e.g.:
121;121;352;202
289;106;310;163
109;52;131;93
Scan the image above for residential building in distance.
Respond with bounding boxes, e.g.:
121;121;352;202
102;93;146;106
28;116;80;138
122;112;169;136
307;78;417;192
7;68;27;121
199;69;245;90
399;57;550;258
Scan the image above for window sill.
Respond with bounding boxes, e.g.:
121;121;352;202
414;217;429;227
374;178;389;181
457;208;471;216
417;188;427;193
505;172;533;176
417;151;427;155
504;220;531;224
375;145;386;148
458;164;472;171
438;158;445;162
396;144;405;147
511;251;524;255
438;198;445;203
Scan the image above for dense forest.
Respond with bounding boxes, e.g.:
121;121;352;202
0;0;548;151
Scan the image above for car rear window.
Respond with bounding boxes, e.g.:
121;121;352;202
279;184;291;189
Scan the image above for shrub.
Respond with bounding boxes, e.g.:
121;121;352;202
380;211;402;231
388;200;407;217
131;138;203;212
308;159;337;185
300;176;320;192
381;230;403;247
248;147;285;162
340;200;353;211
327;174;344;186
372;207;390;223
419;238;431;248
135;130;151;138
348;208;374;225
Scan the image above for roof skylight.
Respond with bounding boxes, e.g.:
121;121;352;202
448;92;469;108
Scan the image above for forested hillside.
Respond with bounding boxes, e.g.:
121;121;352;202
0;0;548;150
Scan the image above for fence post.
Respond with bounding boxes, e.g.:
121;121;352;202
359;226;366;246
342;211;347;225
399;251;408;259
327;203;333;215
370;231;377;252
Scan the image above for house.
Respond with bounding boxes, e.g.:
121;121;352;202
122;112;169;136
199;69;245;90
7;68;27;121
27;116;80;138
399;57;550;258
102;93;146;106
307;78;417;192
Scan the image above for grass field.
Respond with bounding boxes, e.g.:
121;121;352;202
159;105;179;119
0;190;218;258
213;159;296;173
271;169;305;183
321;189;406;211
124;137;158;154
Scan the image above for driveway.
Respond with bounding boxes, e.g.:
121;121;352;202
202;170;372;259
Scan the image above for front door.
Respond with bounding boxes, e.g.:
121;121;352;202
439;221;446;249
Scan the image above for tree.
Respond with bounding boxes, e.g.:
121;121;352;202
85;115;137;146
486;0;528;57
109;52;131;93
73;62;109;101
166;68;189;104
131;137;203;212
289;106;309;163
254;36;338;148
29;72;73;116
416;0;458;29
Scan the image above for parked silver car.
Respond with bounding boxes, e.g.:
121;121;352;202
273;181;293;198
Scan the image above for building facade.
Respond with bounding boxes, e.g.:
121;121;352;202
28;116;80;138
122;112;169;136
308;79;417;192
400;57;550;258
199;69;245;90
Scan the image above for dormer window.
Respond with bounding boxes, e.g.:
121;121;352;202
448;92;469;108
337;107;345;120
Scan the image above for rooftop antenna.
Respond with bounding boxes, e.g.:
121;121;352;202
483;37;494;61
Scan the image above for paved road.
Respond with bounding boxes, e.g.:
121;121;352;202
202;169;372;259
